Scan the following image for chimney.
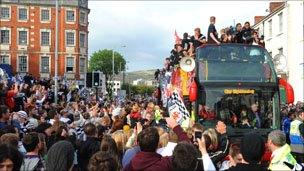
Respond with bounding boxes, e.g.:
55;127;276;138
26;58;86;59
254;16;265;24
269;2;284;13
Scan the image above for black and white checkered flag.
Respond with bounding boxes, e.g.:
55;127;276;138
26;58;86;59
168;89;190;125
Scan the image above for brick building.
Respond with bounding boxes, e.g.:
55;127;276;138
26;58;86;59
0;0;89;84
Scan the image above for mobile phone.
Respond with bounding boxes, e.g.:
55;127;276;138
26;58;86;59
194;131;202;139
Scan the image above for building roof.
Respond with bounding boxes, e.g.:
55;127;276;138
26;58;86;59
0;0;89;9
252;2;286;28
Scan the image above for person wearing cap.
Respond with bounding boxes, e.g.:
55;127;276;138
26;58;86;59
289;107;304;163
226;133;267;171
59;109;71;124
267;130;296;171
17;110;35;134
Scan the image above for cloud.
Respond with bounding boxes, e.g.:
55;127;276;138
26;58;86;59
88;1;269;71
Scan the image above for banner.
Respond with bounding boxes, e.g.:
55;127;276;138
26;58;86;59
167;89;190;125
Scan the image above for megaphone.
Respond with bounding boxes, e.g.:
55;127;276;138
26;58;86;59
180;56;195;72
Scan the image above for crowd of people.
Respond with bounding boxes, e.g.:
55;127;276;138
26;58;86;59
0;73;303;171
164;16;265;68
0;16;303;171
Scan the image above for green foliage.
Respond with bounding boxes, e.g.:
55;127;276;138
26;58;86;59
89;49;126;79
121;83;155;96
89;49;126;99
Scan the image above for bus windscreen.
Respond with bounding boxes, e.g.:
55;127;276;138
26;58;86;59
196;44;277;83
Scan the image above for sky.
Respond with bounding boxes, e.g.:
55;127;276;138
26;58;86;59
88;1;269;72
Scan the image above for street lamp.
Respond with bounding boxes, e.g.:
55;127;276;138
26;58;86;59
112;45;126;77
123;61;129;85
111;45;126;98
54;0;59;104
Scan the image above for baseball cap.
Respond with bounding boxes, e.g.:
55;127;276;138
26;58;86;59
18;111;28;119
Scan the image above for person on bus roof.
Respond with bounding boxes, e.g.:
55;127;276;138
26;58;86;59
207;16;220;45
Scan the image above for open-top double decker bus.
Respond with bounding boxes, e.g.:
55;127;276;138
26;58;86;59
195;43;280;138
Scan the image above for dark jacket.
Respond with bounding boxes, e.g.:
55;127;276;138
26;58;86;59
123;152;171;171
123;125;189;171
210;132;229;165
77;137;100;171
225;163;268;171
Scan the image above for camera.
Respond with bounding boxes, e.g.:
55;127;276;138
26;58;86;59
194;131;202;139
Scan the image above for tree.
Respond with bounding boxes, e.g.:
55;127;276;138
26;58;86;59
89;49;126;97
121;83;155;97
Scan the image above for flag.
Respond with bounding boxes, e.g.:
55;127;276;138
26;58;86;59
167;89;190;125
174;30;181;44
67;91;72;102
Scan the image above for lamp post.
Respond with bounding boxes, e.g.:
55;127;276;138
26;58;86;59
111;45;126;98
112;50;115;77
123;61;129;86
112;45;126;77
54;0;59;104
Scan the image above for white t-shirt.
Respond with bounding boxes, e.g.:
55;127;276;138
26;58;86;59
60;117;71;124
156;142;177;156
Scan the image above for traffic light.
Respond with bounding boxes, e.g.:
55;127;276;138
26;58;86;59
86;72;92;87
93;72;100;87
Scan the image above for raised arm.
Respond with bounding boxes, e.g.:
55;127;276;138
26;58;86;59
166;117;190;142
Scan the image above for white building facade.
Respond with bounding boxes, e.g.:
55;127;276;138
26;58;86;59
253;1;304;102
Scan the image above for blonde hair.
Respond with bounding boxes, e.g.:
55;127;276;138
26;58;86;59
111;130;127;154
158;133;169;148
157;127;166;136
168;130;178;143
100;116;111;126
147;102;155;110
203;128;218;149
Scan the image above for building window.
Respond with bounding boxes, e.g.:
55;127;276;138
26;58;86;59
41;9;50;21
18;30;27;45
0;55;9;64
278;48;283;55
18;55;27;72
41;31;50;46
66;10;75;22
0;7;10;19
79;58;86;73
66;57;74;72
40;56;49;73
80;11;86;24
80;33;86;47
268;19;272;37
0;30;9;44
18;8;27;20
278;12;283;33
66;32;75;46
